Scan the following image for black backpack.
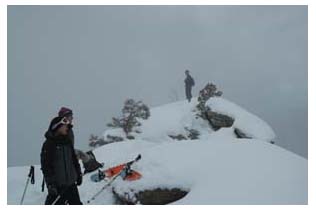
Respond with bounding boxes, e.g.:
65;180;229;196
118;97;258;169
83;151;104;174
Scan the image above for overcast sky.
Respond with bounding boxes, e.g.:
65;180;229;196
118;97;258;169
8;5;307;167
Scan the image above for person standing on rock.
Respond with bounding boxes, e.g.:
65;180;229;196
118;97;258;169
184;70;195;102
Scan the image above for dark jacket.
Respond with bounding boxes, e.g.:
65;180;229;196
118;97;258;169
68;125;75;146
41;130;81;187
185;75;195;88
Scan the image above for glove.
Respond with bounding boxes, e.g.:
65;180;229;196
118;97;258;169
76;174;82;186
47;184;58;196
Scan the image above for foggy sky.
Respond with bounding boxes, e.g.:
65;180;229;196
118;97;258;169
8;5;307;166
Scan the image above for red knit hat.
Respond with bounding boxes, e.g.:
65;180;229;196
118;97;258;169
58;107;73;117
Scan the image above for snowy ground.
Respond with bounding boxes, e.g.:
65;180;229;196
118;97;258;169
7;98;307;204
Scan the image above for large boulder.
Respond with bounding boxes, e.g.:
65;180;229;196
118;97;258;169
168;134;187;140
205;111;234;130
113;187;189;205
234;128;252;139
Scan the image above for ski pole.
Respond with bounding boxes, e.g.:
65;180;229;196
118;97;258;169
20;166;35;205
51;194;64;205
51;186;71;205
86;166;126;204
41;177;45;192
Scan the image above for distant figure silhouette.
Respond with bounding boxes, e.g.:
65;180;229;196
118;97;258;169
184;70;195;102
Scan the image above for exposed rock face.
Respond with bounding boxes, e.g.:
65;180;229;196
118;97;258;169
168;128;200;141
113;187;189;205
168;134;187;140
234;128;252;139
126;135;135;140
205;111;234;130
185;127;200;140
106;135;125;143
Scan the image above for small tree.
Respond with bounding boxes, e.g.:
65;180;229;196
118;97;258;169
107;99;150;138
196;83;222;119
88;134;106;148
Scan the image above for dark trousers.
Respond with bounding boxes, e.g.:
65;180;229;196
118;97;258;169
185;86;192;102
45;184;82;205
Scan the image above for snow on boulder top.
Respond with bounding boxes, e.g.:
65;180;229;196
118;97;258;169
138;100;200;141
206;97;276;141
97;137;307;204
104;97;275;143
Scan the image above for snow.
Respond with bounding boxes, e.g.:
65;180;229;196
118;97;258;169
7;98;306;204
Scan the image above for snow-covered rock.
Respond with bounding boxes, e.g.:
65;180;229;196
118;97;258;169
103;97;276;143
206;97;276;141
